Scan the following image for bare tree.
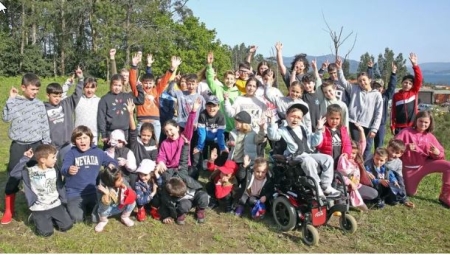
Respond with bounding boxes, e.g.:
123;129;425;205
322;12;358;62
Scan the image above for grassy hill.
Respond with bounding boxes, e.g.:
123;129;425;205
0;76;450;253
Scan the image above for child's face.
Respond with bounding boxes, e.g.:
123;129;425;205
239;69;250;80
357;75;371;90
40;153;57;169
121;71;129;85
224;74;235;88
186;79;198;93
387;146;403;160
245;80;257;96
110;80;123;94
254;164;268;180
75;133;91;152
47;93;62;106
206;104;219;117
322;86;336;100
415;117;430;133
350;148;358;160
220;172;232;182
142;79;155;93
140;129;153;145
114;175;124;188
286;109;303;127
327;112;341;129
235;120;243;131
373;154;387;168
83;84;97;98
294;61;305;74
21;84;40;99
139;173;151;183
402;79;413;91
258;64;269;75
179;78;187;91
328;69;338;81
289;85;302;100
164;123;180;140
302;81;315;93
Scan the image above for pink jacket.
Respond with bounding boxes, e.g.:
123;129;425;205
396;127;445;167
157;111;195;168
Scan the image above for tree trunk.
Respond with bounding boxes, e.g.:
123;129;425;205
89;0;97;52
31;1;36;45
60;0;66;75
20;2;25;70
125;0;132;66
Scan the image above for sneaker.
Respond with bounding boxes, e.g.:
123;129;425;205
94;220;109;232
176;214;186;225
377;200;385;209
403;201;415;208
234;205;244;217
121;217;134;227
323;186;341;198
356;204;369;212
196;208;206;224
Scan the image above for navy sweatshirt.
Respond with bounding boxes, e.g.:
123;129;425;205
61;145;117;199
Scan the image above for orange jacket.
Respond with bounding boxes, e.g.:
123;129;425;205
129;67;173;121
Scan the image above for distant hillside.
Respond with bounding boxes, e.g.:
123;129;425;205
284;55;450;75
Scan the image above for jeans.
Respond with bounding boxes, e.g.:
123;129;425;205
66;194;98;223
98;202;136;218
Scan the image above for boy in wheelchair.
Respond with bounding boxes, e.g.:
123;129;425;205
267;103;341;198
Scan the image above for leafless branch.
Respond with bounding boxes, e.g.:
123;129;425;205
171;0;190;14
344;33;358;60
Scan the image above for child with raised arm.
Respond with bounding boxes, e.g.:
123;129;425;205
109;48;132;93
97;73;145;144
45;66;84;150
74;77;101;145
319;61;351;105
205;52;241;133
391;53;423;135
10;145;73;236
95;166;137;232
61;126;117;223
275;42;309;88
336;57;383;158
1;73;51;224
129;53;181;139
267;103;340;198
395;111;450;208
159;135;209;225
135;159;163;221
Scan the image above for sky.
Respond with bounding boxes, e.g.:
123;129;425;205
187;0;450;63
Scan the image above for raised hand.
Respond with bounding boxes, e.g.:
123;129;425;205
126;98;135;113
171;56;182;70
24;148;33;158
409;53;418;66
132;53;142;66
392;62;397;74
368;60;373;68
249;45;258;54
316;117;327;131
147;54;154;66
275;42;283;52
335;57;342;69
97;184;110;195
207;52;214;64
321;60;329;70
109;48;116;60
75;65;83;79
311;59;317;70
223;92;229;101
243;155;251;168
9;87;18;98
192;97;202;112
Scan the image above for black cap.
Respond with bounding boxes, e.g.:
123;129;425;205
206;95;220;105
287;103;309;116
234;111;252;124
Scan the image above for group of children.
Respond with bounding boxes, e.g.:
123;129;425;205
3;44;450;238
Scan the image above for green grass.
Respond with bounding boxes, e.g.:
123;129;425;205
1;76;450;253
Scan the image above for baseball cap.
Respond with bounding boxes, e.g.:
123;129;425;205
206;95;220;105
234;111;252;124
218;160;238;175
287;103;309;116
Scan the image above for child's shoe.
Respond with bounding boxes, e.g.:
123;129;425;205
136;207;146;222
121;211;135;227
234;205;244;217
323;186;341;198
376;200;385;209
149;206;161;220
403;201;415;208
176;214;186;225
196;208;206;224
94;217;109;232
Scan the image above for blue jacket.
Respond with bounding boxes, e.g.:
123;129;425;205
61;145;117;199
196;110;226;151
135;176;162;206
10;156;66;208
365;160;398;186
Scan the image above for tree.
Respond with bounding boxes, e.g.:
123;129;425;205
322;12;358;62
357;52;374;74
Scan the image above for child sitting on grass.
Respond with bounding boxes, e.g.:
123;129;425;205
234;156;273;219
95;166;137;232
135;159;162;221
10;145;73;237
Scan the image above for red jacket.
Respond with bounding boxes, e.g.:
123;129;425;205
316;125;352;157
207;161;236;199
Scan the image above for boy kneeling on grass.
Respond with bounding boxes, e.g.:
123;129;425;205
10;145;73;237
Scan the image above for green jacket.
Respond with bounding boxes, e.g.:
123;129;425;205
206;64;241;132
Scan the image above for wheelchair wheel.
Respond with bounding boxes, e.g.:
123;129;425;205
340;213;357;234
302;224;319;246
272;196;297;231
